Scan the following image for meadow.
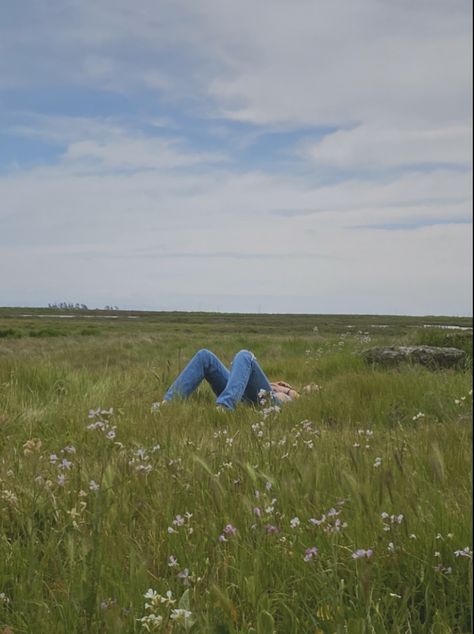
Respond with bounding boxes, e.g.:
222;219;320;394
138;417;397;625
0;309;472;633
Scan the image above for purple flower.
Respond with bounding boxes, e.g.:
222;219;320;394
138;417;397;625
352;548;373;560
172;515;185;527
265;524;279;535
304;546;318;562
253;507;262;517
454;547;472;559
223;524;237;536
177;568;192;586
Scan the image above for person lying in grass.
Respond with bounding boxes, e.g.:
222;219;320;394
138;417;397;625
162;348;299;411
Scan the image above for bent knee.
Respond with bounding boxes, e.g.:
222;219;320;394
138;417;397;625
234;349;255;361
196;348;217;362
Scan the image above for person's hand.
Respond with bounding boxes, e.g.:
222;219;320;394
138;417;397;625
271;382;299;400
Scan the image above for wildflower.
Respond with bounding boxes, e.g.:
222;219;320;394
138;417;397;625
373;457;382;468
100;598;116;609
173;515;185;527
265;481;272;491
177;568;192;586
265;524;279;534
170;608;193;626
290;517;301;529
412;412;425;421
135;464;153;475
106;430;116;440
218;534;227;543
88;408;101;418
381;513;404;531
160;590;176;607
223;524;237;537
0;592;10;605
253;507;262;517
389;592;402;598
409;534;417;540
139;613;163;631
309;515;326;526
87;421;105;431
58;458;73;470
150;402;161;412
168;555;179;568
144;588;158;601
89;480;100;491
454;546;472;559
326;518;347;533
388;542;396;553
434;551;441;558
57;474;66;487
304;546;318;562
62;445;76;454
49;454;58;464
352;548;373;560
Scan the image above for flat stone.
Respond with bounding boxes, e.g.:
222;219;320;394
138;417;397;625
361;345;467;369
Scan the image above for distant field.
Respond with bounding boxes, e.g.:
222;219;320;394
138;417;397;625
0;309;472;632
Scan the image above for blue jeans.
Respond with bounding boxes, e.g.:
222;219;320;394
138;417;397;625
163;349;274;410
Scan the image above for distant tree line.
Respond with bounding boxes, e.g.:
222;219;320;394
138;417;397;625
47;302;120;311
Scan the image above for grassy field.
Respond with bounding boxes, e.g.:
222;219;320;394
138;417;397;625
0;309;472;633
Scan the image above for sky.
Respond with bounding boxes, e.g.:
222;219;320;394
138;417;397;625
0;0;472;315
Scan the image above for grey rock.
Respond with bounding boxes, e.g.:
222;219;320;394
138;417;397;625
361;345;467;369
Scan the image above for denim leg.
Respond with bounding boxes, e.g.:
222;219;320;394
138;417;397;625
163;349;230;401
216;350;272;410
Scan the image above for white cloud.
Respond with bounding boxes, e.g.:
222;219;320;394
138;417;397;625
304;124;472;168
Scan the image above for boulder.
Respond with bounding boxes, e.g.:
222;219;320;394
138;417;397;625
361;345;467;369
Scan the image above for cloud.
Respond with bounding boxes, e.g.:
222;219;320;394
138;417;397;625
0;115;471;314
0;1;471;314
304;124;472;168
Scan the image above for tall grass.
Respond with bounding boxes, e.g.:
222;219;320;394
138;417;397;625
0;314;472;632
